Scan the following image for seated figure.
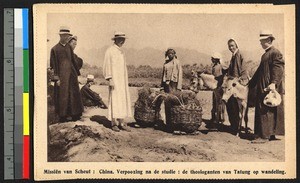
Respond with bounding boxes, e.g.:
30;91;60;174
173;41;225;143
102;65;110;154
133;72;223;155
81;75;108;109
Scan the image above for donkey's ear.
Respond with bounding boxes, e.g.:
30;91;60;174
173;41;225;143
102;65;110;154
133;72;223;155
232;83;237;87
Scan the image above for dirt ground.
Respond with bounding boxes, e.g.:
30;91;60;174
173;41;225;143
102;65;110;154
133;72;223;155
48;85;284;162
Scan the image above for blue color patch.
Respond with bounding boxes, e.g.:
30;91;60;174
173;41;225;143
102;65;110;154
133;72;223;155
22;9;29;49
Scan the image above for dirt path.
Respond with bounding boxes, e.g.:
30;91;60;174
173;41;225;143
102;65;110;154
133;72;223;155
48;87;284;162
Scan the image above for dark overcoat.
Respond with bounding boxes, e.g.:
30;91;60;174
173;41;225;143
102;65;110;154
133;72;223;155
74;54;83;70
50;42;83;117
81;84;102;106
249;46;285;138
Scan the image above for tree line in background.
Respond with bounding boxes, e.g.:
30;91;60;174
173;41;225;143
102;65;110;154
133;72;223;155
81;63;213;80
80;60;258;80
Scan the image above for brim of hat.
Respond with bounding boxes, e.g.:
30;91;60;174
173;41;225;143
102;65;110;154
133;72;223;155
259;36;275;40
111;36;127;40
59;32;72;35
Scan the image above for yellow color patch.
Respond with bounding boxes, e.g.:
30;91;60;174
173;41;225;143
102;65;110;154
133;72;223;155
23;93;29;135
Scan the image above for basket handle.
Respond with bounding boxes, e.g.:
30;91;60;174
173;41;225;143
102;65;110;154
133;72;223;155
179;94;185;106
150;93;165;106
169;94;185;107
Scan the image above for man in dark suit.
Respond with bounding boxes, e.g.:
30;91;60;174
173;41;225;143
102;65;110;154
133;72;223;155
249;31;285;143
50;26;83;122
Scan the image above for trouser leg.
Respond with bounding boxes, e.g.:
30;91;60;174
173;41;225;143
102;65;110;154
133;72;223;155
163;83;170;93
226;96;240;134
169;81;178;93
164;97;173;132
211;91;217;122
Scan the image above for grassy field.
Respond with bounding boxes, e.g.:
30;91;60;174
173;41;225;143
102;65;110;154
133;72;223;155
78;76;191;89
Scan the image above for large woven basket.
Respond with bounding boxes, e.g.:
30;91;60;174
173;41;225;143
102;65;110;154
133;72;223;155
134;106;160;126
170;105;202;133
134;93;164;126
167;94;203;133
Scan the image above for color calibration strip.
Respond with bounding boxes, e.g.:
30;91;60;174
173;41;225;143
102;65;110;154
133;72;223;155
22;8;30;179
3;8;30;180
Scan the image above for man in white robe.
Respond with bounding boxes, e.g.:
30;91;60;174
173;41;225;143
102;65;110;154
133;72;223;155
103;31;132;132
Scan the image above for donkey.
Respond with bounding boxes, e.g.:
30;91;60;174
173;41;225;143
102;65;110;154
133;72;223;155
221;76;250;136
189;70;225;124
189;70;218;92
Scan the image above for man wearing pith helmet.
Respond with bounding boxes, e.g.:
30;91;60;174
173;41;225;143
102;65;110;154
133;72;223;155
103;31;132;132
50;26;83;122
249;30;285;143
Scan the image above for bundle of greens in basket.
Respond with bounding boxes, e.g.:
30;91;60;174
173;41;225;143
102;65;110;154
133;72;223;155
165;90;203;133
134;87;165;126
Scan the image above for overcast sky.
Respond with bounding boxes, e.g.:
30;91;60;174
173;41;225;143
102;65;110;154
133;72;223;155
47;13;284;66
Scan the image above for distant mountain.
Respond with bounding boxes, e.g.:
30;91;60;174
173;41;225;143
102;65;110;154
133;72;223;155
48;46;262;70
77;46;212;68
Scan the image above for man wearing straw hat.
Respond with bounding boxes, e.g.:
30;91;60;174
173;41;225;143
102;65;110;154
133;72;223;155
50;26;83;122
103;31;132;132
249;30;284;143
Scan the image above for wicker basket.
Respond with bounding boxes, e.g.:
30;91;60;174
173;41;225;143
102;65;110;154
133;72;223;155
168;95;203;133
134;106;161;126
134;94;164;126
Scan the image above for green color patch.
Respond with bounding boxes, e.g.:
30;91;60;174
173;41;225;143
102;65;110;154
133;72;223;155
23;49;29;92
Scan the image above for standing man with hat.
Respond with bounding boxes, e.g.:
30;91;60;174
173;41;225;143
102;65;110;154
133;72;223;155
249;31;284;143
50;26;83;122
103;31;132;132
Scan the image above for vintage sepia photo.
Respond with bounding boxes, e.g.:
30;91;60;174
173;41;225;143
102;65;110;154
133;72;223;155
34;4;296;180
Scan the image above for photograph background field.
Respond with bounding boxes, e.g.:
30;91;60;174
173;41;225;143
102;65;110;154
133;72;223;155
78;61;259;89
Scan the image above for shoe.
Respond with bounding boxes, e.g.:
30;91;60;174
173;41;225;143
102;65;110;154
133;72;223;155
190;131;200;135
99;104;108;109
173;131;181;135
119;125;131;132
111;125;120;132
269;135;280;141
134;124;141;128
98;100;108;109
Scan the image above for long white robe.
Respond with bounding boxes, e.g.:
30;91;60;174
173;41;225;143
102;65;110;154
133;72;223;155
103;44;132;120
